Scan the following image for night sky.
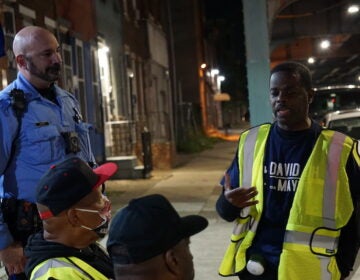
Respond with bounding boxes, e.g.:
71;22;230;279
203;0;248;105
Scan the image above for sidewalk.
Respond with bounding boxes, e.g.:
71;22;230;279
105;140;238;280
105;138;360;280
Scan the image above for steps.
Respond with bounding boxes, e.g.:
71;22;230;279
106;156;148;179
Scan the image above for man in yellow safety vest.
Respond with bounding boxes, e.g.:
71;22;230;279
216;61;360;280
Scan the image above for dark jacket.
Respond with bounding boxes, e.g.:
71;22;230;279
24;232;114;279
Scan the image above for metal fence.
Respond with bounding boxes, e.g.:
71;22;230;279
104;120;136;157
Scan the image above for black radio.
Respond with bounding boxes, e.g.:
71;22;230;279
62;131;81;154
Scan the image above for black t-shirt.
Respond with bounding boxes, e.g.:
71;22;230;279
248;122;320;268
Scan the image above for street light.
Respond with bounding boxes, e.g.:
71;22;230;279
347;5;359;14
218;75;225;82
307;57;315;64
217;75;225;92
320;39;330;49
199;65;208;133
211;69;219;77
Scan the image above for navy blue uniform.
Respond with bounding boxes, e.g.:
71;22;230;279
0;73;95;250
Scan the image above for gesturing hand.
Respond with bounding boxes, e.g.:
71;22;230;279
223;173;259;208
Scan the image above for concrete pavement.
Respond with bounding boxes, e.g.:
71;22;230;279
104;139;360;280
105;139;237;280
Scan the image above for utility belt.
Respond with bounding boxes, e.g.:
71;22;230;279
1;198;43;246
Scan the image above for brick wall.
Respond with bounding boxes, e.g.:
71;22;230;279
151;142;175;169
135;141;175;170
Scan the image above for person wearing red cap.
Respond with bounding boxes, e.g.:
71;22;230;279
24;157;118;280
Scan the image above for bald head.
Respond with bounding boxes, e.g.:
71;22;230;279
13;26;62;88
13;26;57;57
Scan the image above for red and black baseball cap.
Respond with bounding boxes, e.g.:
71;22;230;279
36;157;118;219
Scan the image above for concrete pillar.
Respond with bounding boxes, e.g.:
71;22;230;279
242;0;273;126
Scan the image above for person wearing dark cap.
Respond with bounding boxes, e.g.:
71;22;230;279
107;194;209;280
24;157;118;280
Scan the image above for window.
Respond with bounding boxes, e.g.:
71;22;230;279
3;6;16;70
91;46;103;130
44;17;57;36
61;44;73;91
74;40;87;121
3;6;15;35
19;5;35;27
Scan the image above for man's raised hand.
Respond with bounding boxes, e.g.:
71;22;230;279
223;173;259;208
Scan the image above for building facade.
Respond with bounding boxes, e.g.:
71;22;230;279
0;0;223;176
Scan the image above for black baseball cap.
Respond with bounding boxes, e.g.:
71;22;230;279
107;194;209;264
36;157;118;219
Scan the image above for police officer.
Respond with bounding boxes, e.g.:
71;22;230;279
0;26;96;279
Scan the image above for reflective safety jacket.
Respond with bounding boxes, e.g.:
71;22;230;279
30;256;109;280
219;124;354;280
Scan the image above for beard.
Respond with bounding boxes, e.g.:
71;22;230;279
26;58;61;83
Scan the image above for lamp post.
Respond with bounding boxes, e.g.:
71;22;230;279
199;64;208;133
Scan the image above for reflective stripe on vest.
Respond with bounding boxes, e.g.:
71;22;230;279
280;132;347;280
228;126;263;243
242;126;259;188
231;124;272;235
280;130;353;280
323;132;346;228
219;125;354;279
230;125;267;237
219;124;271;276
284;230;339;254
31;257;108;280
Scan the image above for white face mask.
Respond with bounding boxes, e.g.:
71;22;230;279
75;198;111;238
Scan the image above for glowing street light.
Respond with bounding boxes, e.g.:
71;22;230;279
200;63;207;69
210;69;219;77
307;57;315;64
348;5;359;14
320;39;330;49
217;75;225;92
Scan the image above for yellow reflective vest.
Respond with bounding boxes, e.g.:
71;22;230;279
30;256;110;280
219;124;354;280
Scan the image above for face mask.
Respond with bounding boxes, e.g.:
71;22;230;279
76;200;111;238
